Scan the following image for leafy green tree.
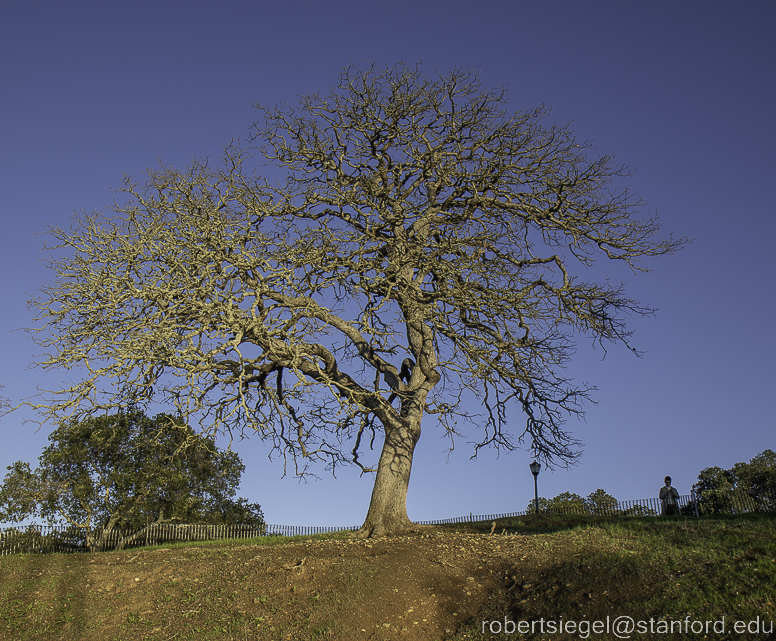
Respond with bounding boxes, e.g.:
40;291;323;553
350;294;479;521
694;451;776;514
527;489;623;515
525;496;552;513
528;491;586;514
549;492;587;514
692;466;735;514
22;63;687;536
0;411;263;551
732;450;776;502
584;488;619;515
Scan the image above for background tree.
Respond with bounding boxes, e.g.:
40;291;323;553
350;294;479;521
694;450;776;514
23;63;686;536
527;489;620;515
527;491;585;514
584;488;619;515
0;411;264;551
526;496;552;513
693;466;737;514
732;449;776;503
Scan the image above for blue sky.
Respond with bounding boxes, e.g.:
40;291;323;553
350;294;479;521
1;1;774;528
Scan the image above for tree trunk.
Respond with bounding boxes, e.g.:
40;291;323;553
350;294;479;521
86;529;105;553
114;511;169;550
356;417;423;537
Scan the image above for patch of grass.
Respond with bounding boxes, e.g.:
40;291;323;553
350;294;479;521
132;528;354;553
442;513;635;536
451;514;776;640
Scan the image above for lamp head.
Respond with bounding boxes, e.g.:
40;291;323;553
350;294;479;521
529;461;541;476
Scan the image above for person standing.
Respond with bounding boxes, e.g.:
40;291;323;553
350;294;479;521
660;476;681;515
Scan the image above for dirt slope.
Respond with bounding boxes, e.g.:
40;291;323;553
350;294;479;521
4;529;541;640
5;517;776;641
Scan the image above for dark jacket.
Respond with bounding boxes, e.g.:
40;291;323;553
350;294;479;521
659;485;680;515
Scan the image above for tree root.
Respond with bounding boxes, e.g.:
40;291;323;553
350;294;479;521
352;521;433;539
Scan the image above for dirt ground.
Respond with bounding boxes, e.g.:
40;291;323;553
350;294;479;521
8;528;547;640
8;516;775;641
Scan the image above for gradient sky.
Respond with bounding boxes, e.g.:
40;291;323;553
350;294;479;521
1;1;774;528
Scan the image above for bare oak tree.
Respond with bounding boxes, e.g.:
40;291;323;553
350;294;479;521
24;64;686;536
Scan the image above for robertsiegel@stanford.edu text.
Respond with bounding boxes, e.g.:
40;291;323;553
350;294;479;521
481;615;774;638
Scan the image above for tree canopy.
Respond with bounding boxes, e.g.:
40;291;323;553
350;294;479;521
694;450;776;513
526;489;627;515
0;410;264;550
23;63;686;536
732;449;776;498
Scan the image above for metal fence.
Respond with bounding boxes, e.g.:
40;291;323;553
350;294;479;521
692;489;776;516
2;490;774;556
418;498;674;523
420;490;776;523
418;511;525;525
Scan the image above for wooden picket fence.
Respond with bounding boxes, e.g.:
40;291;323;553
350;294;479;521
264;524;359;538
0;522;271;556
2;490;774;556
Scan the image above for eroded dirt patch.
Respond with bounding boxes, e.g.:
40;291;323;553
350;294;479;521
1;530;547;640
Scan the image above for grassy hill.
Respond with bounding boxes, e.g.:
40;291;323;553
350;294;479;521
0;514;774;640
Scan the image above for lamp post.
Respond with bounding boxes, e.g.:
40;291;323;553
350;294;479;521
529;461;541;515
